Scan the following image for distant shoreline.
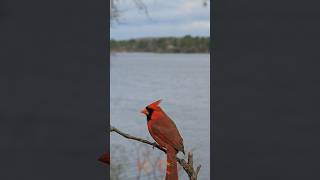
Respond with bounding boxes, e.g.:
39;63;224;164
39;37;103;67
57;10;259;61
111;52;210;55
111;35;210;54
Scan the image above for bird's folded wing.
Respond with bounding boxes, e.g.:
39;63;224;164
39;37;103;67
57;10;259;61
151;120;184;152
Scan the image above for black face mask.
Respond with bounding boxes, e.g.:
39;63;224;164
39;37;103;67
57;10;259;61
146;106;153;121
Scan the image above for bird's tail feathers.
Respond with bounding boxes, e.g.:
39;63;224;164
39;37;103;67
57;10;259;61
165;146;178;180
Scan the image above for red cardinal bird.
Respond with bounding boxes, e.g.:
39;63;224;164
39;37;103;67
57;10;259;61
141;100;184;180
98;153;110;165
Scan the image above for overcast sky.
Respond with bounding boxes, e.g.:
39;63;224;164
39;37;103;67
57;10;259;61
110;0;210;40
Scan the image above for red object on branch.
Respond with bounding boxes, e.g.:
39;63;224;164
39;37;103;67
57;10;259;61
98;153;110;165
141;100;184;180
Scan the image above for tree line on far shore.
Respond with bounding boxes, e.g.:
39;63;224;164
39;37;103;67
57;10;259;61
110;35;210;53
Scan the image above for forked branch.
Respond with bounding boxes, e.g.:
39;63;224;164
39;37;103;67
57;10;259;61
110;126;201;180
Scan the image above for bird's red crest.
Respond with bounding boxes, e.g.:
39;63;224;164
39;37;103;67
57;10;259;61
147;99;162;109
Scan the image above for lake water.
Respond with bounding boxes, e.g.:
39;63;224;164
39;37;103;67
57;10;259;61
110;53;210;180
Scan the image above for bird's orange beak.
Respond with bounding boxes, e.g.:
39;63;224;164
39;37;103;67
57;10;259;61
140;108;148;115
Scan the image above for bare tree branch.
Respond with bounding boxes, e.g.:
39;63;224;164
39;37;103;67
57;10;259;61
110;126;201;180
110;0;149;23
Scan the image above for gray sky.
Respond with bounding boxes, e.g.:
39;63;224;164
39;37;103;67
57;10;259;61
110;0;210;40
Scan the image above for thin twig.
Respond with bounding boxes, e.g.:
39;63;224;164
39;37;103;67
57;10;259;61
110;126;201;180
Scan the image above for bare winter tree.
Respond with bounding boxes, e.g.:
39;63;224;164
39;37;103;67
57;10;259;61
110;0;148;23
110;0;119;21
110;0;209;23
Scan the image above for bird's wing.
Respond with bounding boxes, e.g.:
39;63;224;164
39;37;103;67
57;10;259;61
151;118;184;152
